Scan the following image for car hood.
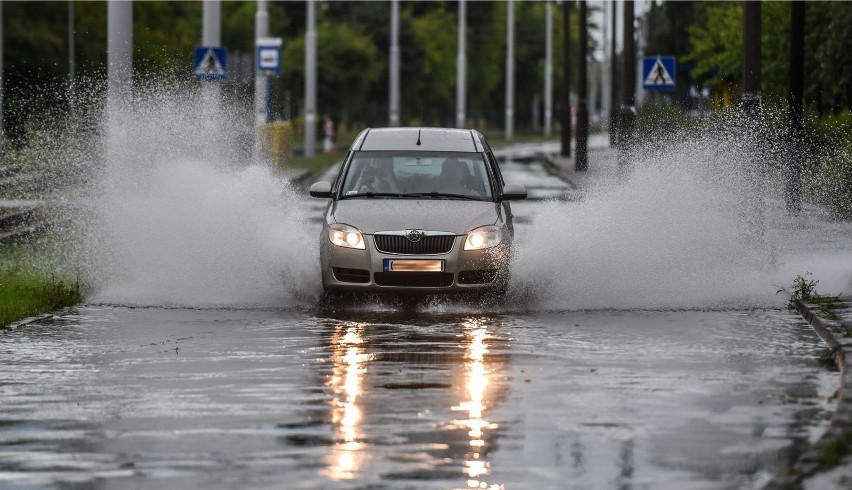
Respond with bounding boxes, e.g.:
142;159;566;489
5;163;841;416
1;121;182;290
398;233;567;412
330;199;501;235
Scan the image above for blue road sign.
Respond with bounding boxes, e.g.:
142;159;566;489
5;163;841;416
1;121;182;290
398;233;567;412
194;47;227;80
643;56;676;91
257;38;283;75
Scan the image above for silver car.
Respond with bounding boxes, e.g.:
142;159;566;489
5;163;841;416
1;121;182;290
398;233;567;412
309;127;527;295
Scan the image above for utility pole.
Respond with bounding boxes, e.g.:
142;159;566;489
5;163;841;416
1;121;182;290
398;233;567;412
254;0;268;162
600;0;608;137
609;0;618;147
68;0;75;130
107;0;132;111
201;0;221;105
455;0;466;129
304;0;317;157
618;0;635;158
107;0;133;114
504;0;515;141
544;0;553;137
389;0;400;127
742;1;761;115
0;1;4;159
560;0;571;157
576;0;588;171
787;1;804;213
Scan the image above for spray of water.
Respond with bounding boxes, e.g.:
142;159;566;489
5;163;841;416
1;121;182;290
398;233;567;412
83;82;321;307
512;112;852;310
32;82;846;311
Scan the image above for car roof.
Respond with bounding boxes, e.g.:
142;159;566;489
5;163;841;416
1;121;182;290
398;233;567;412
355;127;484;153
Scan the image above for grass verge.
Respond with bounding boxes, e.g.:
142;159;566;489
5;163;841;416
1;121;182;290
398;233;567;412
0;270;81;326
0;241;84;328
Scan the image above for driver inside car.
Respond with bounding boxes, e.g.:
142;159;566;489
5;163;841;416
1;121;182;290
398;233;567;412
353;157;401;194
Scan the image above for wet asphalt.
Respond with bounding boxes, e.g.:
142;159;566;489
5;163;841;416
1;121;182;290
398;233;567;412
0;306;835;489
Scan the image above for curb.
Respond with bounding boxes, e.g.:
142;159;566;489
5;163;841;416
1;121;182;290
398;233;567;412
2;306;77;331
539;154;580;190
762;298;852;489
4;312;56;330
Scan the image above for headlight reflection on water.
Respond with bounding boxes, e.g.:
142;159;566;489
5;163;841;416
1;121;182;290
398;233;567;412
326;322;372;480
453;319;503;490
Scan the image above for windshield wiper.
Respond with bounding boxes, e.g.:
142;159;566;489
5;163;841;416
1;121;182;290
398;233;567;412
400;192;486;201
340;192;404;199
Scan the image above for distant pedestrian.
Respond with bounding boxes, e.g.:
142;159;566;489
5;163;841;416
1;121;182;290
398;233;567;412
323;115;335;153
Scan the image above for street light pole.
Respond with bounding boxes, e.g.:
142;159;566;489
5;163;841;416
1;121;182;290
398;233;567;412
254;0;268;162
576;0;588;172
304;0;317;157
544;0;553;137
504;0;515;141
389;0;400;127
68;0;75;130
787;0;804;213
560;0;571;157
609;0;618;147
742;1;761;115
618;0;636;158
202;0;221;106
107;0;133;111
456;0;466;129
0;1;4;159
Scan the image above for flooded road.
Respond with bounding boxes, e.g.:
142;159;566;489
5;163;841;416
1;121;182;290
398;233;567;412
0;306;835;489
5;129;852;488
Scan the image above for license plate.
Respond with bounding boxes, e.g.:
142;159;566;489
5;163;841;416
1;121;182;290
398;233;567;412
383;259;444;272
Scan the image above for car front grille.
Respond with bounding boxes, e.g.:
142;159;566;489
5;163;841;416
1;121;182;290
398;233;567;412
374;234;455;255
374;272;454;288
458;270;498;285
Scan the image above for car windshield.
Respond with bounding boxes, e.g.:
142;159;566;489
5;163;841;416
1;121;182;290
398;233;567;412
340;151;493;200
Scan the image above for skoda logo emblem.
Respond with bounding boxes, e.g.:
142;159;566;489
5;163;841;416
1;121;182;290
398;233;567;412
405;229;424;243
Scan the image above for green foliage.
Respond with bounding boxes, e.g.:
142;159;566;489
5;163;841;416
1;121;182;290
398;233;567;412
0;243;83;327
815;143;852;219
683;2;852;111
283;21;381;124
785;273;842;315
634;97;701;141
133;2;201;77
789;273;820;303
808;3;852;112
685;2;742;84
0;270;82;327
407;8;457;120
804;111;852;218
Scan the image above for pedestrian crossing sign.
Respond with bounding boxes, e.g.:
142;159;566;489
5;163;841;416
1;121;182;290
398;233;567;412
194;47;227;80
642;56;676;91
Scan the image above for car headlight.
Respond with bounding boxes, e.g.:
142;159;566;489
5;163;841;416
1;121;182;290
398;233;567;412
464;225;502;250
328;223;366;250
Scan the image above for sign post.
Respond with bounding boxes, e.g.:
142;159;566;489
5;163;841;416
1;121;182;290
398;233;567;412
256;37;282;124
642;56;676;92
193;47;227;80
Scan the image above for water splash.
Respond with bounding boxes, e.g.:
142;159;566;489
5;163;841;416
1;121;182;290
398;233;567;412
84;83;321;307
510;111;852;310
39;87;848;311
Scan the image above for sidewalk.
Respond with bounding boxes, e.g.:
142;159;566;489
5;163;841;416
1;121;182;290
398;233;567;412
502;133;620;193
766;297;852;489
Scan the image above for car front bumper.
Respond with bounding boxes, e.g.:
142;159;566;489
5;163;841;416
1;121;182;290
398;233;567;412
320;234;511;294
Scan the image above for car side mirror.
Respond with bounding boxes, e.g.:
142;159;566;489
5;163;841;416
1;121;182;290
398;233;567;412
502;184;527;200
309;181;333;198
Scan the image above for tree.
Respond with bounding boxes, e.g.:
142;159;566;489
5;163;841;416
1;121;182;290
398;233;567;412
282;21;381;125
